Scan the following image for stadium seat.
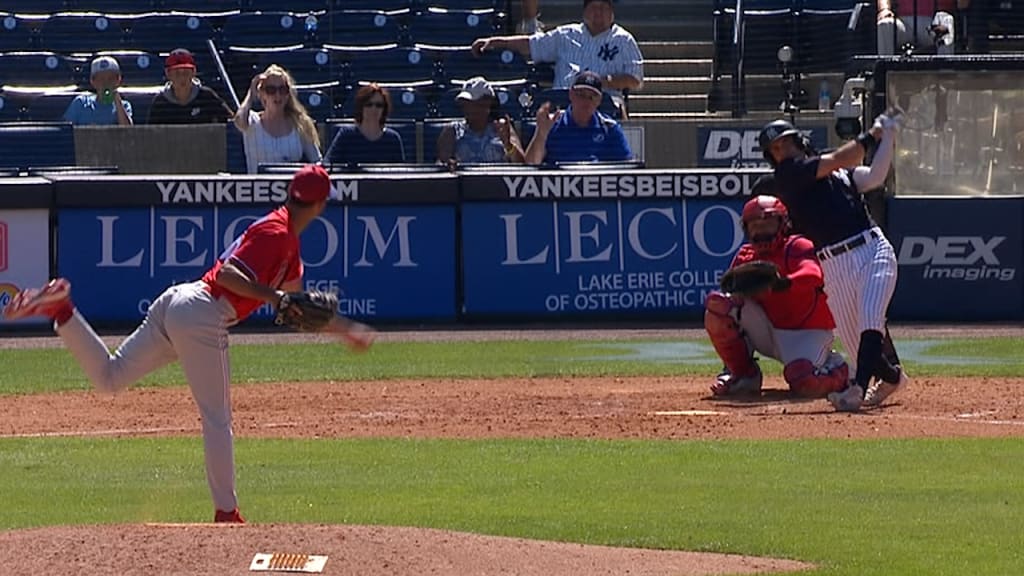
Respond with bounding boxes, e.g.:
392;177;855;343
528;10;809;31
433;84;525;120
330;45;436;87
152;0;240;13
2;1;71;14
295;86;334;122
74;50;165;87
0;14;39;52
421;118;453;164
408;8;499;46
321;10;404;47
387;85;432;120
439;47;529;84
222;12;314;50
23;91;78;122
230;46;337;86
0;122;75;170
39;13;129;54
242;0;328;12
328;0;411;11
714;7;796;75
0;93;27;121
423;0;501;9
0;51;76;88
122;13;214;54
72;1;162;12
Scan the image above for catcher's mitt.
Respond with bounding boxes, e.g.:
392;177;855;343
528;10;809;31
719;261;791;296
274;290;338;332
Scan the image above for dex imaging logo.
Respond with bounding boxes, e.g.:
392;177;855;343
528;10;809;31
898;236;1016;282
0;221;7;271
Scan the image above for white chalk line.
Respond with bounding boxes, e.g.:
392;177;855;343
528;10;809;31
0;421;303;439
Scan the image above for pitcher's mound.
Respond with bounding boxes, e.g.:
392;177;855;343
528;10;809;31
0;523;812;575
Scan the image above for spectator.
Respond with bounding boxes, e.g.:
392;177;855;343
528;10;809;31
524;71;632;165
436;76;525;167
147;49;234;125
63;55;133;126
877;0;971;56
472;0;643;108
233;64;321;174
327;83;406;167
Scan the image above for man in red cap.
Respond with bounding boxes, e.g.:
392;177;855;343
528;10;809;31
147;48;234;124
4;164;375;524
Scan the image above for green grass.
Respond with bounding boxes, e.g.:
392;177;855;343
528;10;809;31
2;335;1023;575
0;437;1022;575
0;337;1022;395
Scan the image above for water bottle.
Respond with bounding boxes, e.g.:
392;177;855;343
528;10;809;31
817;80;831;112
99;88;114;105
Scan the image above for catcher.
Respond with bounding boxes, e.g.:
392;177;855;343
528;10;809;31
4;164;374;523
705;182;848;397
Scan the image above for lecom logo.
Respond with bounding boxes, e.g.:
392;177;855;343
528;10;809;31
0;221;7;272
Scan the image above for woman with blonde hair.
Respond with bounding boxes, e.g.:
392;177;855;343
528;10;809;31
234;64;322;173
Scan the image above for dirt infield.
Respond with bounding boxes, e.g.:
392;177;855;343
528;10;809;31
1;326;1021;575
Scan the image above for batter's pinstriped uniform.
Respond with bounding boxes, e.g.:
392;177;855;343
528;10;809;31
528;23;644;97
772;127;905;408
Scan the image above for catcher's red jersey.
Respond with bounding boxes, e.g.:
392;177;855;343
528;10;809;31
730;235;834;330
202;206;302;321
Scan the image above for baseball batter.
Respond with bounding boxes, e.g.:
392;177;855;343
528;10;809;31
705;191;848;398
759;113;908;412
4;164;375;522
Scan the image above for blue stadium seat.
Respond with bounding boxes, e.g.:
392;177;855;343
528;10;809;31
0;14;39;52
295;87;334;121
222;12;314;49
242;0;328;12
2;1;71;14
0;122;75;170
123;13;214;54
119;88;157;122
230;46;337;86
331;45;436;86
39;14;129;54
387;85;431;120
408;8;498;46
24;91;78;121
439;48;528;84
433;84;525;120
329;0;411;11
321;10;404;46
75;50;164;87
72;1;163;12
423;0;500;9
153;0;239;13
0;92;28;121
0;51;76;87
421;118;452;164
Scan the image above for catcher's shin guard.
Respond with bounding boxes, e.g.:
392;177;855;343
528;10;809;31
784;353;849;398
704;291;757;378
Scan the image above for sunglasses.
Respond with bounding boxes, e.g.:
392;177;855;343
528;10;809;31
262;84;290;96
364;101;386;109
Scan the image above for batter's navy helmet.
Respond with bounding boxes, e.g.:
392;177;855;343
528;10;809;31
758;119;801;166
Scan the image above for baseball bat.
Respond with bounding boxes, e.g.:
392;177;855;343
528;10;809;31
207;38;240;110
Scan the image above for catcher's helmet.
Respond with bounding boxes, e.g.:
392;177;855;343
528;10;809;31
742;192;790;253
758;119;802;166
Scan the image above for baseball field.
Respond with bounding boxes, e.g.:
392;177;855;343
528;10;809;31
0;325;1021;575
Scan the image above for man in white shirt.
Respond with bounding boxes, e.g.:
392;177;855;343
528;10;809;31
472;0;643;105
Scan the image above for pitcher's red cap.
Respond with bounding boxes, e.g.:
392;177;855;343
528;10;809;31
289;164;331;203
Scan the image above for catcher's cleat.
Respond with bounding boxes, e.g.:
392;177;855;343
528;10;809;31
3;278;71;320
214;508;245;524
711;366;763;396
827;383;865;412
864;366;910;406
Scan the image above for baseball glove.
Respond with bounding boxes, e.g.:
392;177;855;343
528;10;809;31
719;261;791;296
274;290;338;332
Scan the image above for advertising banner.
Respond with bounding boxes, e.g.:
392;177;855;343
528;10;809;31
57;205;456;324
696;125;829;168
0;210;52;325
888;197;1023;320
461;199;746;317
